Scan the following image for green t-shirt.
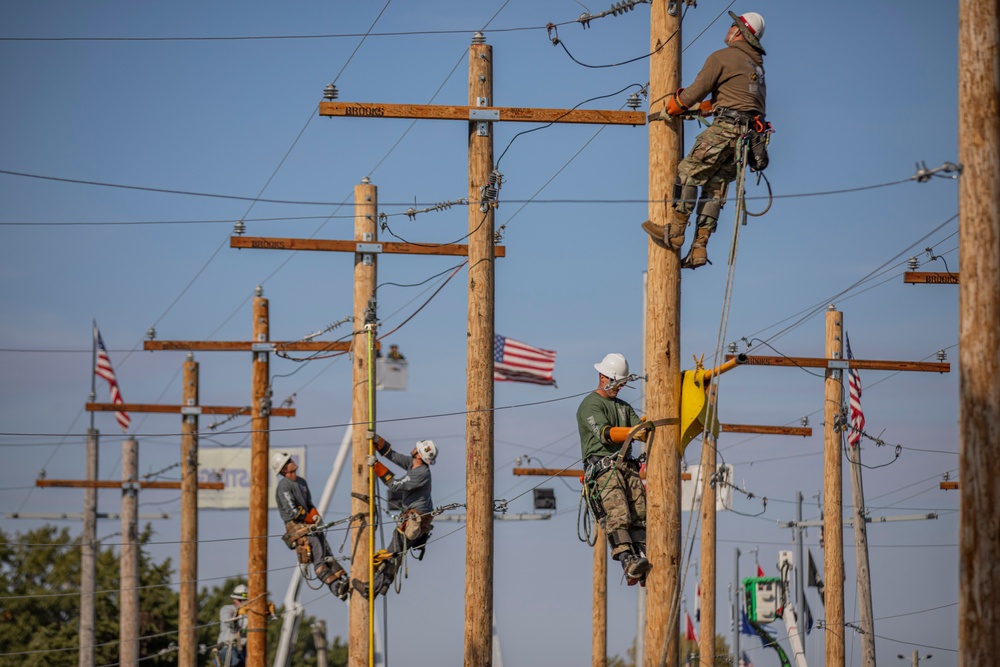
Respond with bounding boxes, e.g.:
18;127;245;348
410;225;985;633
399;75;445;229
577;391;641;461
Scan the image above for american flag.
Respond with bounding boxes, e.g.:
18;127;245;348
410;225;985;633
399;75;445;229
95;325;131;432
739;650;754;667
845;332;865;447
493;335;557;386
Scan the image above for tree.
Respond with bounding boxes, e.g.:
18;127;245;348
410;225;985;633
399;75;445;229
0;524;177;667
0;526;346;667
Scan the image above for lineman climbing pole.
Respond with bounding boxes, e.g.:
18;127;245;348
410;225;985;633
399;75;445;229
311;32;642;665
957;1;1000;664
645;2;684;665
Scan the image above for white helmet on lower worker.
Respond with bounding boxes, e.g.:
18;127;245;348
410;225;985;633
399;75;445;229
270;451;293;475
415;440;438;465
594;353;629;381
231;584;248;600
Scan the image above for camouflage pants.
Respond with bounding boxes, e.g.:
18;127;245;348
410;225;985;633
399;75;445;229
593;466;647;560
674;121;745;230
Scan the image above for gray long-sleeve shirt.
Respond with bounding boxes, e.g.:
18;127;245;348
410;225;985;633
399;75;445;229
679;40;766;115
381;448;433;515
276;475;314;524
217;603;246;645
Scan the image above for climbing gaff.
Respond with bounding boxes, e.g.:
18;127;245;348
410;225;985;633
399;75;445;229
678;354;748;454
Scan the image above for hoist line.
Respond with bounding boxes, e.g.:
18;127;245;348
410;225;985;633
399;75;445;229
659;135;754;667
366;324;377;667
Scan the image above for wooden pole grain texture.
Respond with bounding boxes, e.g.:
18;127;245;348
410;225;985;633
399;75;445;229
464;33;496;667
119;437;139;667
349;178;377;667
246;295;270;667
645;2;683;665
179;357;199;667
824;308;844;667
593;526;607;667
958;1;1000;664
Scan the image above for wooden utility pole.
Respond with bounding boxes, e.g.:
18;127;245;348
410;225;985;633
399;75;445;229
593;526;607;667
958;2;1000;666
80;427;98;667
311;620;330;667
465;33;496;667
179;355;199;667
247;292;270;667
698;433;716;667
823;307;846;667
350;178;377;667
645;1;684;664
120;437;139;667
846;426;876;667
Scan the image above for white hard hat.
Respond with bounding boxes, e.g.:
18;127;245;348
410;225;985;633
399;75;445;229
728;11;765;52
231;584;248;600
415;439;438;465
594;353;629;381
270;451;293;475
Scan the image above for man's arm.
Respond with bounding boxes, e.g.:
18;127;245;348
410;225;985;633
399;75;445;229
679;51;725;108
385;465;430;493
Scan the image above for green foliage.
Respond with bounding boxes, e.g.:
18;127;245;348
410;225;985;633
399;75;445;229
0;525;345;667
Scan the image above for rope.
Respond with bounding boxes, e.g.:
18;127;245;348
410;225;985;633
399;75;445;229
659;136;755;667
365;323;377;667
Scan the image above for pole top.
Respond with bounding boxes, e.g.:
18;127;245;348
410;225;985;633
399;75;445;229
827;303;836;311
255;285;264;297
471;31;486;44
361;176;371;185
186;352;194;361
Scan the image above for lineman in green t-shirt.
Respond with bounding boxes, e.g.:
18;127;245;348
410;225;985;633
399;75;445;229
577;353;651;584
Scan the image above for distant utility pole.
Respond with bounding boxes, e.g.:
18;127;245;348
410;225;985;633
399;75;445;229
645;1;684;664
120;437;140;667
957;1;1000;665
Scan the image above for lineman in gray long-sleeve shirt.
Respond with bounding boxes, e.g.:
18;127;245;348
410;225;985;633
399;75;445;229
642;10;769;269
272;451;351;600
353;432;437;597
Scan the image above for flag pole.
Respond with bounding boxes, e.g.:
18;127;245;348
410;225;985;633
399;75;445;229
81;320;99;667
90;320;97;431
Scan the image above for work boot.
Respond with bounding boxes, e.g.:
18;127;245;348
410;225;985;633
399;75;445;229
329;573;350;601
351;578;370;598
640;220;668;250
620;553;651;580
665;210;690;251
681;227;713;269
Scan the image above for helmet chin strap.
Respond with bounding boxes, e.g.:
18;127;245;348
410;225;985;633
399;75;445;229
602;373;647;392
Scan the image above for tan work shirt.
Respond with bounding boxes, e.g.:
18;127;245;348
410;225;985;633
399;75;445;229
679;40;765;115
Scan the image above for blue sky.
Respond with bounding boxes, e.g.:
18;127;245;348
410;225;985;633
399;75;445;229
0;2;961;666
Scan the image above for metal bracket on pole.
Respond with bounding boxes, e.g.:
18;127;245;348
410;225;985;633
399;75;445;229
473;97;494;136
251;343;272;353
180;406;202;415
827;360;849;370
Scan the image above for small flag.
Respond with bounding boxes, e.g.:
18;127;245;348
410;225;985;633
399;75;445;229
845;332;865;447
757;563;765;577
807;548;825;605
685;609;698;643
695;583;701;622
739;650;754;667
740;608;756;636
95;325;131;432
493;335;557;386
802;594;814;635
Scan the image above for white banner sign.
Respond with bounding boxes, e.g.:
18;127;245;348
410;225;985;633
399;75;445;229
198;446;306;510
680;464;734;512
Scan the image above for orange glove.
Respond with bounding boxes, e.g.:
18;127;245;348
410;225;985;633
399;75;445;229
604;426;633;444
666;88;689;116
698;100;713;117
305;508;321;525
368;458;395;484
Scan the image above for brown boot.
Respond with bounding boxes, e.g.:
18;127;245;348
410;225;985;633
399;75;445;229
681;227;713;269
665;210;690;251
640;220;668;249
